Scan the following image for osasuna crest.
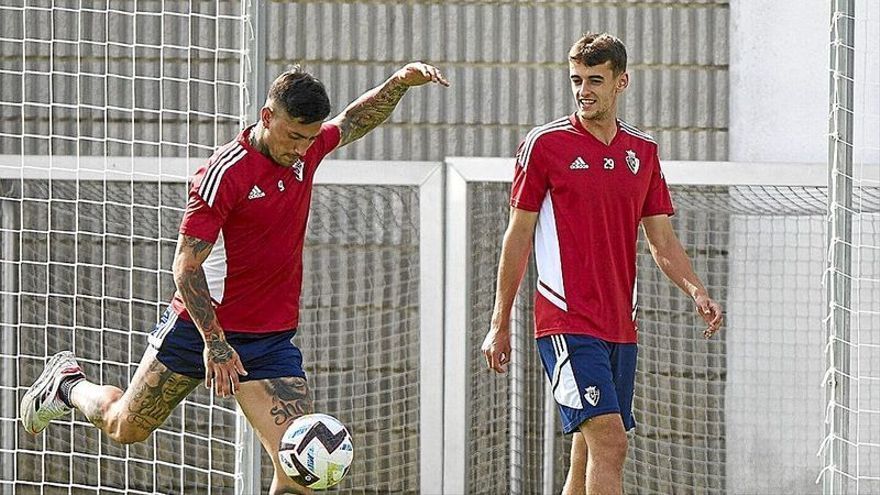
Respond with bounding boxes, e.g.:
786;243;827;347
584;386;600;407
292;159;305;182
625;149;640;175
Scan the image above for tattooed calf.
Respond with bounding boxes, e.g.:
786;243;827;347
265;377;314;426
125;360;198;431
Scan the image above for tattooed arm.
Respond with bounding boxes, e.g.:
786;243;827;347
329;62;449;148
172;234;247;397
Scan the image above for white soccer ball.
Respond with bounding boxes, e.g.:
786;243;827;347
278;413;354;489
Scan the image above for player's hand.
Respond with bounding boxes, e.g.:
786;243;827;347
694;293;723;339
394;62;450;88
481;327;511;374
203;337;248;398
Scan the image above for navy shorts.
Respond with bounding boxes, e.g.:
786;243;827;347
148;307;306;381
536;334;637;434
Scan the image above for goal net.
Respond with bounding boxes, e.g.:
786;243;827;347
450;158;879;495
0;1;251;493
820;1;880;494
0;1;249;493
0;1;438;493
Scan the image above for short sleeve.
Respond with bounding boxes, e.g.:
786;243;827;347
509;138;550;212
179;151;244;243
641;148;675;218
305;122;342;167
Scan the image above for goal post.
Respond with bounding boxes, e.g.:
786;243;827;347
821;1;880;493
0;157;446;493
446;157;879;495
823;2;856;493
0;0;251;492
0;0;450;490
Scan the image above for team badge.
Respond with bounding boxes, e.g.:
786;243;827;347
625;149;640;175
584;386;600;407
292;159;305;182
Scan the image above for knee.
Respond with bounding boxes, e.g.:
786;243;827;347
594;432;628;466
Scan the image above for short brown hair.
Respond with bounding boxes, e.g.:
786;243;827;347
267;65;331;124
568;33;627;75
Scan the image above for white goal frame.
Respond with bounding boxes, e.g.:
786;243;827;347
0;157;445;493
312;159;446;495
442;157;848;495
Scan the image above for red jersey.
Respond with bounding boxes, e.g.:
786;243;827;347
171;123;341;333
510;114;674;343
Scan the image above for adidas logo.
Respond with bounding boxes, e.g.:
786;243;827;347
247;185;265;200
570;157;589;170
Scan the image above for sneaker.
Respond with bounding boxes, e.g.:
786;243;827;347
20;351;85;435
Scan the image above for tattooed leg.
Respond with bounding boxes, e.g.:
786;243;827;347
237;376;315;495
70;347;199;444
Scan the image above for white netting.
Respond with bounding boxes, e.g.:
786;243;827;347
275;183;423;493
0;0;249;492
0;2;426;493
821;1;880;494
466;179;880;494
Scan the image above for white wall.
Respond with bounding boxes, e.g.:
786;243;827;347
728;1;879;494
729;1;829;164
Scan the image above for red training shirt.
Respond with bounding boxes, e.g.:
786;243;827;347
510;114;674;343
171;123;341;333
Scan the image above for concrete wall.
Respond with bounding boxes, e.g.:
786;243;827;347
271;0;729;162
7;0;879;493
0;1;730;162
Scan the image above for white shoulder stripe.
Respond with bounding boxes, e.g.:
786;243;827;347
619;121;656;144
199;142;241;197
522;117;569;146
199;144;244;205
198;144;246;207
203;147;246;207
520;118;573;171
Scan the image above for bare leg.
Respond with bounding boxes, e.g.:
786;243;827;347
578;413;627;495
563;431;588;495
236;376;315;495
71;347;199;444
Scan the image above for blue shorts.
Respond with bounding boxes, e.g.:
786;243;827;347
148;307;305;381
536;334;637;434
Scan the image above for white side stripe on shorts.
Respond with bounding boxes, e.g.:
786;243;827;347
147;310;179;350
550;335;583;410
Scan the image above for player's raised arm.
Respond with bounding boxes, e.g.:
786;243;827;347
481;207;539;374
328;62;449;148
641;214;724;339
172;234;247;397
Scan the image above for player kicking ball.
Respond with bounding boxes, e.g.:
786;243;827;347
22;62;448;495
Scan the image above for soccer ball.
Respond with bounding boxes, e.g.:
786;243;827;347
278;413;354;489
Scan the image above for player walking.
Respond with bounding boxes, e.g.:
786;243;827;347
480;33;722;495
